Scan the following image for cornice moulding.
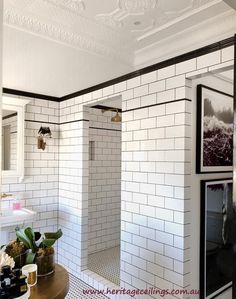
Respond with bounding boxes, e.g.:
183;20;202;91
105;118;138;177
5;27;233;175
134;10;236;68
3;9;133;66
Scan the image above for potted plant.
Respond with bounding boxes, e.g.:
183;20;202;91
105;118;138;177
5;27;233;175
15;227;62;276
5;240;27;268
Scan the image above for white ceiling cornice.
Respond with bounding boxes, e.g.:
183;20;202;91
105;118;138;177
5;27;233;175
3;9;133;66
136;0;223;42
134;9;236;68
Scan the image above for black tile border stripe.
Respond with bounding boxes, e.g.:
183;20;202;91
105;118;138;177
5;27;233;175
2;36;235;103
3;112;17;120
123;98;192;113
3;88;60;102
25;119;59;125
60;119;89;125
61;36;235;101
25;119;90;126
89;126;121;132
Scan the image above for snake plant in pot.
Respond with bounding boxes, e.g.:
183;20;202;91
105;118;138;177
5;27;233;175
15;227;62;276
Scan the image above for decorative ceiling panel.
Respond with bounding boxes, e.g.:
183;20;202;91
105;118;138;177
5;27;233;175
118;0;158;13
4;0;224;58
4;9;132;65
43;0;85;14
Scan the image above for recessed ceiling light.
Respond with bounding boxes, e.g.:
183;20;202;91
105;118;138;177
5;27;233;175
134;21;141;26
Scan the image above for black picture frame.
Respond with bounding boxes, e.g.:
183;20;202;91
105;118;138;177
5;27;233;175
196;84;233;173
200;178;233;299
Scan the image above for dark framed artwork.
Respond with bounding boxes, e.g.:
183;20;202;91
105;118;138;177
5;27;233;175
196;85;233;173
200;178;235;299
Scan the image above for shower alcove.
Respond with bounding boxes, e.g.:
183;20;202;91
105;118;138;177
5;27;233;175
85;96;122;286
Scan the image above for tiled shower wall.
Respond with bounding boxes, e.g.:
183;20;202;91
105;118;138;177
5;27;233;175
88;108;121;254
1;97;59;240
57;45;234;299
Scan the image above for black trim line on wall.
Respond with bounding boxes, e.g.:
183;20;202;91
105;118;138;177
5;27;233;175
89;126;121;132
123;98;192;113
61;36;235;101
2;36;235;103
25;119;59;125
25;119;89;125
3;112;17;120
3;88;60;102
60;119;89;125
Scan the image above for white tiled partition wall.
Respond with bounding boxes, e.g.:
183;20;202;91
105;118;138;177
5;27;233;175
58;106;89;272
1;97;59;241
57;43;234;299
88;108;121;254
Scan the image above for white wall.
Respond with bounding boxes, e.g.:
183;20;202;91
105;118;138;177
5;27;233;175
88;108;121;254
190;74;233;299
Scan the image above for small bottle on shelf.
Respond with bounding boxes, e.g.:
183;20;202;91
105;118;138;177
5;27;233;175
12;193;23;210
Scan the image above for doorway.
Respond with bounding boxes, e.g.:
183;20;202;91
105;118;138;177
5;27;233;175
86;96;122;286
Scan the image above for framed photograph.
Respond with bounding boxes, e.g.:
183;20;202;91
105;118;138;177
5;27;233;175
200;178;234;299
196;85;233;173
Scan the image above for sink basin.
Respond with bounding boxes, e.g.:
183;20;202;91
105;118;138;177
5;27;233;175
0;208;36;228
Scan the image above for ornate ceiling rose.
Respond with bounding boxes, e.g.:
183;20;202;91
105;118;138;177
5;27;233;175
119;0;158;13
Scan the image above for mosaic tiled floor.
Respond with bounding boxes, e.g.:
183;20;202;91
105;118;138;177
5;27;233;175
66;273;108;299
88;246;120;285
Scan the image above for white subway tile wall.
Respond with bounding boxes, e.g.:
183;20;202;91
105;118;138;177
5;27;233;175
1;45;233;299
58;116;89;272
2;98;59;241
